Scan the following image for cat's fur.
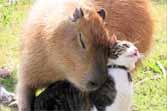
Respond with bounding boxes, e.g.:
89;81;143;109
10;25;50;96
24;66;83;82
33;35;142;111
33;76;116;111
33;81;91;111
105;35;141;111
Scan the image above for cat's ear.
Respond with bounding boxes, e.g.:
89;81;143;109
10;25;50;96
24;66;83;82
111;34;117;44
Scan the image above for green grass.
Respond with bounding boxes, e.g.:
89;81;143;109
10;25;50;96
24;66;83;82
133;1;167;111
0;0;166;111
0;1;32;91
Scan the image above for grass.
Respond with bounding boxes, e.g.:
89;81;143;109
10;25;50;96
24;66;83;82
0;0;166;111
133;1;167;111
0;1;32;92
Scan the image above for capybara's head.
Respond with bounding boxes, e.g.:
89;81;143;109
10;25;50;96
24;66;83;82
57;8;110;91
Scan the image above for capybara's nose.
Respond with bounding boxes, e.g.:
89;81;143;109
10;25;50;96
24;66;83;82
87;81;99;90
87;74;107;91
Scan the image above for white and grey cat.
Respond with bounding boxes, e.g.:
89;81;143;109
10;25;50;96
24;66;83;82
33;34;142;111
94;34;142;111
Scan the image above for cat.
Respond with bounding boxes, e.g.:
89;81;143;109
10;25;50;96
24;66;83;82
102;34;142;111
33;34;142;111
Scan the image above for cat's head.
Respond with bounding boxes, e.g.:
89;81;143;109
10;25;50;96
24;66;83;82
108;34;143;70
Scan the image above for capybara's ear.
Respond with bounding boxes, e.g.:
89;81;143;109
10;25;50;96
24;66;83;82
71;8;84;22
97;9;106;20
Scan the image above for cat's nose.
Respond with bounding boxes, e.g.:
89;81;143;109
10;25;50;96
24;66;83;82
134;48;140;56
134;49;138;52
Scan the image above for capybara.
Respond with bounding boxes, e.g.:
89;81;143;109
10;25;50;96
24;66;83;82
93;0;153;54
17;0;111;111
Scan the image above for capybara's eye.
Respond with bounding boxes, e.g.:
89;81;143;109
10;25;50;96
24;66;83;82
78;32;86;49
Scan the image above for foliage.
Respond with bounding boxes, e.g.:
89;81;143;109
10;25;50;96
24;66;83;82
133;2;167;111
152;0;167;4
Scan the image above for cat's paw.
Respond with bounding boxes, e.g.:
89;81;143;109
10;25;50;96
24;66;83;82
8;100;18;108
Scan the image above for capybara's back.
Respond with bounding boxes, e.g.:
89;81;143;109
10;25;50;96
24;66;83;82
93;0;153;54
18;0;111;110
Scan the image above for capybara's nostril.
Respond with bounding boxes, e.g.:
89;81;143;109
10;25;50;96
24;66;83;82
90;81;98;87
87;81;100;91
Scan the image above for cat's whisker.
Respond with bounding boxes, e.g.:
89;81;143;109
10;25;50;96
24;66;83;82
139;53;145;60
133;40;140;45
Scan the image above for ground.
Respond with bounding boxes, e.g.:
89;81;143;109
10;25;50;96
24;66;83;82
0;0;166;111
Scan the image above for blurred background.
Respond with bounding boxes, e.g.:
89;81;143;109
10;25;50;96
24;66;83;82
0;0;166;111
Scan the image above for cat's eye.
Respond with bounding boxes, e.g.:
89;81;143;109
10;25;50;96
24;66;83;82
78;33;86;49
122;44;129;48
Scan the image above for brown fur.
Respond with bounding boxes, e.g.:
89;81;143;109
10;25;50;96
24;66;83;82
17;0;111;111
18;0;153;110
93;0;153;54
